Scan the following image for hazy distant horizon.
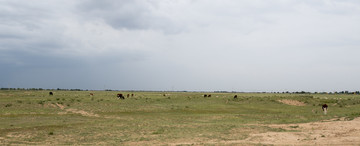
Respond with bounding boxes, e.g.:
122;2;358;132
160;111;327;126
1;0;360;92
1;87;359;94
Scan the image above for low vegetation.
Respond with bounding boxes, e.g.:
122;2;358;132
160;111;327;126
1;90;360;145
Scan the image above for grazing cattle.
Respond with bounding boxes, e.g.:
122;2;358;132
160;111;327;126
234;95;237;99
208;94;211;97
131;94;134;97
322;104;328;114
90;93;94;96
127;94;130;98
204;94;207;97
117;93;125;99
49;92;53;96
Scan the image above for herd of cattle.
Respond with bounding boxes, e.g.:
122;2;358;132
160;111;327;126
116;93;134;99
48;92;329;112
49;92;238;99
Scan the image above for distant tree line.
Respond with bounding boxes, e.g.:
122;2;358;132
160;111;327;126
0;88;86;91
273;91;360;95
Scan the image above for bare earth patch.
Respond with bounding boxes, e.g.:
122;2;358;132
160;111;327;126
278;99;306;106
54;103;129;120
242;117;360;145
55;103;99;117
164;117;360;145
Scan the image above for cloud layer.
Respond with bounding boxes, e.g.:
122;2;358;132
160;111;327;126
1;0;360;91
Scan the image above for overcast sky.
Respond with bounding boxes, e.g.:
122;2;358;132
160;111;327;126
1;0;360;92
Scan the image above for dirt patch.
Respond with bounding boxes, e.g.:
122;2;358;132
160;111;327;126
55;103;99;118
44;103;57;108
167;117;360;145
235;117;360;145
65;108;100;117
55;103;65;109
278;99;306;106
53;103;129;120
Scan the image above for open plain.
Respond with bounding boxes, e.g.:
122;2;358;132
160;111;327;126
1;90;360;145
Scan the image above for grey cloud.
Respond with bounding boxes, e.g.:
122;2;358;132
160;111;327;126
0;1;53;31
77;0;183;34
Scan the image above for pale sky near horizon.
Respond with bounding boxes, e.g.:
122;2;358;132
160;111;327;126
1;0;360;92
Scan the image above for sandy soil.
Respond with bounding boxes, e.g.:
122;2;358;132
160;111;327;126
278;99;306;106
221;117;360;145
55;103;100;117
54;103;130;120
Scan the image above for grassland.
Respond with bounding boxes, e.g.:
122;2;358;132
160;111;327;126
1;90;360;145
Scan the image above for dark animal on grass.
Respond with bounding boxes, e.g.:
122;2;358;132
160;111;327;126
204;94;207;97
234;95;237;99
131;94;134;97
127;94;130;98
49;92;53;96
117;93;125;99
322;104;328;114
208;94;211;97
90;93;94;96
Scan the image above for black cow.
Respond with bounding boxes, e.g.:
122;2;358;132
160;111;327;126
208;94;211;97
234;95;237;99
49;92;53;96
204;94;207;97
322;104;328;111
117;93;125;99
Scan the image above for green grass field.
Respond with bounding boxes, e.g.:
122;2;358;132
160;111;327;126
1;90;360;145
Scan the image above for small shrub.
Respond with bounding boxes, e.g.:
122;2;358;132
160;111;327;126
139;137;148;141
17;100;22;103
152;128;165;134
5;103;12;107
48;132;54;135
345;117;354;121
56;98;60;101
38;101;45;105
